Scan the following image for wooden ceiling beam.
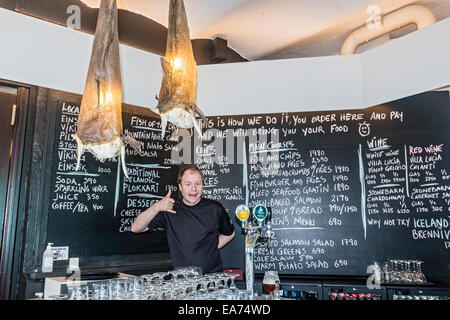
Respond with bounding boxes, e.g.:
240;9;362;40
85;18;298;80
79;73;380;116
3;0;246;65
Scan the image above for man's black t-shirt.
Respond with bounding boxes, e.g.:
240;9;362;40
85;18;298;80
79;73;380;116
148;198;234;274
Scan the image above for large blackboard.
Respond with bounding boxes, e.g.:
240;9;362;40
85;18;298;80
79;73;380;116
194;91;449;281
46;103;179;258
46;91;450;282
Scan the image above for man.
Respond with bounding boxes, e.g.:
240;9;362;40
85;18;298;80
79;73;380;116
131;164;235;274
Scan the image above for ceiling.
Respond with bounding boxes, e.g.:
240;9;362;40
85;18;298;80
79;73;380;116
80;0;450;61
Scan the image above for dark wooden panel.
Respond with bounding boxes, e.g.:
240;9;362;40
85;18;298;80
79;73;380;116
14;0;247;65
0;82;36;299
0;0;14;10
9;86;37;300
21;87;50;273
0;91;16;228
0;90;17;300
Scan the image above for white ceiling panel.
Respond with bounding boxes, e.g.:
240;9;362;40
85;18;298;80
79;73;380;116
80;0;450;60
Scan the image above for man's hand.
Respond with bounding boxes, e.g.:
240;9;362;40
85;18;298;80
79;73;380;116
155;189;176;214
218;231;235;249
131;190;176;233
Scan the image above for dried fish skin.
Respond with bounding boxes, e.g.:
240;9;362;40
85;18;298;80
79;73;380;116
72;0;140;179
75;0;122;148
154;0;206;138
72;0;141;179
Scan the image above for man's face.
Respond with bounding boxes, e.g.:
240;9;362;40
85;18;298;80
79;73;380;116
179;169;203;206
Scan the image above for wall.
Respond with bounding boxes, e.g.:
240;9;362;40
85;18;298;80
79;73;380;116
361;19;450;107
196;55;364;115
0;8;449;116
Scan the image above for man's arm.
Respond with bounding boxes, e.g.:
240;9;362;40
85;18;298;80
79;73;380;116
218;231;235;249
131;190;176;233
131;204;160;233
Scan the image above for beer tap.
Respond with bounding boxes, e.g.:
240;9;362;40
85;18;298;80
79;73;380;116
235;204;273;298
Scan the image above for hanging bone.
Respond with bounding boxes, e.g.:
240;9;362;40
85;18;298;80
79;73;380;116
72;0;139;179
152;0;207;139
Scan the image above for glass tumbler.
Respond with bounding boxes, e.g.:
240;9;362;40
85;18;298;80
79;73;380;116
92;281;110;300
68;284;89;300
109;278;129;300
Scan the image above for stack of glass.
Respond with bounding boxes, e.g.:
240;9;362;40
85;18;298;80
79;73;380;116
392;294;442;300
48;266;245;300
381;259;427;285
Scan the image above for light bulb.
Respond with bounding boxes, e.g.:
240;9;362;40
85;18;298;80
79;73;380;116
172;56;184;70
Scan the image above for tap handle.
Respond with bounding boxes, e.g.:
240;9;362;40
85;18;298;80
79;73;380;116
235;204;251;225
253;204;269;223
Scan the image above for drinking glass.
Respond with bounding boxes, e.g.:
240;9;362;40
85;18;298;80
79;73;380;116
198;277;210;294
92;281;110;300
237;289;250;300
411;260;421;283
136;276;145;294
222;273;233;289
191;266;203;277
110;278;129;300
161;281;176;300
212;273;226;290
228;273;238;291
263;271;280;299
397;260;405;283
68;284;88;300
382;261;392;284
390;260;400;283
403;260;413;283
148;272;166;285
174;266;202;279
147;286;163;300
171;281;184;299
208;275;219;293
177;279;191;296
127;277;144;299
170;269;183;281
190;275;203;292
414;260;427;283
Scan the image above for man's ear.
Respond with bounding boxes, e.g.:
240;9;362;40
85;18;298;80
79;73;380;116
177;184;183;200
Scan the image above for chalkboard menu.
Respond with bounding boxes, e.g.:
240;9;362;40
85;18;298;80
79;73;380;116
45;91;449;281
194;92;449;279
47;102;177;257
